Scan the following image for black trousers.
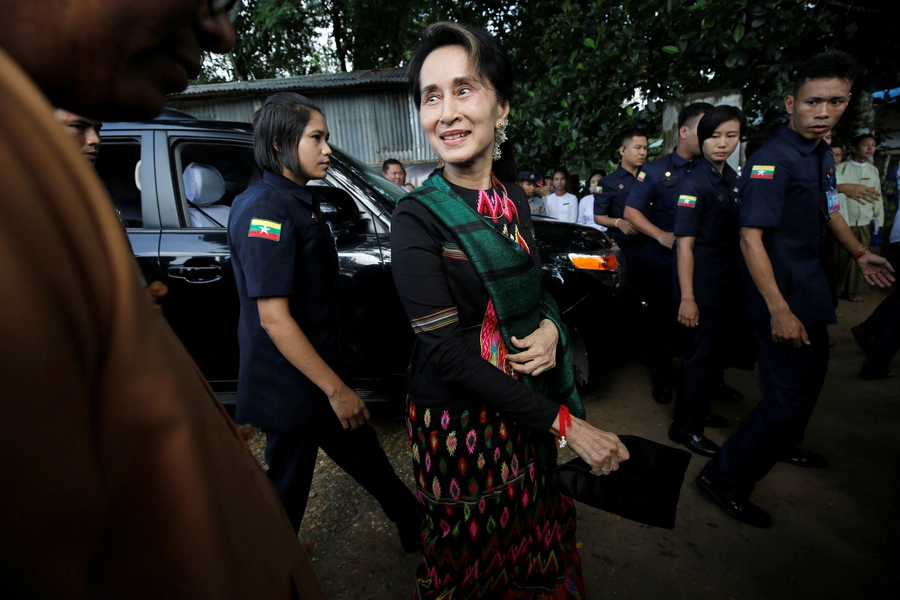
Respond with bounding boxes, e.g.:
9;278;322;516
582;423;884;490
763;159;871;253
860;287;900;376
264;405;419;533
675;306;721;434
701;320;829;500
634;262;677;388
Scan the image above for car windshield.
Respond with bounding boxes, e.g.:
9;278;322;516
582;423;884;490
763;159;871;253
331;147;406;208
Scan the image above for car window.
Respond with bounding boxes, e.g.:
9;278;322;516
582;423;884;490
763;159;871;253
331;148;406;207
171;141;257;228
308;185;360;224
95;139;143;227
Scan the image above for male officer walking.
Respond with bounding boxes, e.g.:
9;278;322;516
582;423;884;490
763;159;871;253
696;52;894;528
624;102;741;408
593;128;648;263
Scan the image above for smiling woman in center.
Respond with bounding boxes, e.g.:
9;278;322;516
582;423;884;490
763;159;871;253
390;21;629;599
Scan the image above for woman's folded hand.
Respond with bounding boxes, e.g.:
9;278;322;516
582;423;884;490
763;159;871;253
508;319;559;376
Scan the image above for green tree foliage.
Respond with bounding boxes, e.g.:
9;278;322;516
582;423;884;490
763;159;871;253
197;0;332;82
507;0;896;174
345;1;521;69
199;0;896;174
199;0;513;80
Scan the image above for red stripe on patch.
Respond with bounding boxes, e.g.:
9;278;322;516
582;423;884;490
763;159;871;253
248;230;280;240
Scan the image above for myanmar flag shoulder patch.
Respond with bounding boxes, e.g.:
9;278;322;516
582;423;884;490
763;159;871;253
249;218;282;241
637;171;646;182
677;195;697;208
750;165;775;179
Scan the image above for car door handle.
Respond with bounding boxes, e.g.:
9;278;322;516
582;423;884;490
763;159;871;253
167;264;223;283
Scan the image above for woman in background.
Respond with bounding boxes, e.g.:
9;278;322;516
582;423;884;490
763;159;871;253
545;168;579;222
577;170;606;229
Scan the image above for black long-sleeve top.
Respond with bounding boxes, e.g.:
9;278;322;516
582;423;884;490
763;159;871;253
390;180;560;432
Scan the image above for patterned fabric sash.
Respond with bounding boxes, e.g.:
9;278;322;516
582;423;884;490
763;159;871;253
402;172;585;428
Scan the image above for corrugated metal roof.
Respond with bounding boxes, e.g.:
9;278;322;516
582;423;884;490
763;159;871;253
172;68;408;98
166;88;437;166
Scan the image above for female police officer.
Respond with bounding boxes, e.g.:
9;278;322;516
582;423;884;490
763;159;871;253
669;105;745;457
228;92;420;550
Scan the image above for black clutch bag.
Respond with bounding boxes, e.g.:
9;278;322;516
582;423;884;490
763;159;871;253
552;435;692;530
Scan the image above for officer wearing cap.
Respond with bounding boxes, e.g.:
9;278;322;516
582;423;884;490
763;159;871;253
593;129;648;256
229;92;420;548
696;52;894;528
519;170;547;216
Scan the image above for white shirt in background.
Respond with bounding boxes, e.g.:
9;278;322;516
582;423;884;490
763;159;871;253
837;160;884;228
577;194;606;231
545;192;578;223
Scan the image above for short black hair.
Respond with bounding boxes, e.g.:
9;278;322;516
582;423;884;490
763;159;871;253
252;92;323;175
408;22;514;107
850;133;877;147
678;102;714;129
619;128;648;148
587;170;606;181
792;51;857;97
830;140;843;149
382;158;404;173
697;105;746;147
553;168;568;180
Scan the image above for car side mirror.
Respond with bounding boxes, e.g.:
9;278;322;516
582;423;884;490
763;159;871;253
312;186;362;236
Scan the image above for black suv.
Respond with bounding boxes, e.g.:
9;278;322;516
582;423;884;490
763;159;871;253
97;114;642;407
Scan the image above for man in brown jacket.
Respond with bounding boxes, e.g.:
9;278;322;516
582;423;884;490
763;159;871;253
0;1;325;598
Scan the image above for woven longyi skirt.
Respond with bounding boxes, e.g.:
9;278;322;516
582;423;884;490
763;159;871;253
408;401;585;599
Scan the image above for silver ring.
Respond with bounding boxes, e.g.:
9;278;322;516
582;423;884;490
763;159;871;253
601;467;611;473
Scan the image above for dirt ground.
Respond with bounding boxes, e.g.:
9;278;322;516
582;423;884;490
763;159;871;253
250;289;899;599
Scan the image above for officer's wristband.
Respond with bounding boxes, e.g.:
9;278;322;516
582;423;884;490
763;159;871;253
852;247;869;260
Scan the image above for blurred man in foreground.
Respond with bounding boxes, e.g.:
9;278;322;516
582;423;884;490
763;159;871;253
0;1;324;598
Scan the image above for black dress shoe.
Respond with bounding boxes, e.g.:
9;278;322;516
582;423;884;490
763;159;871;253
668;425;720;457
695;473;771;528
779;446;828;469
653;383;673;405
712;382;744;405
705;413;729;428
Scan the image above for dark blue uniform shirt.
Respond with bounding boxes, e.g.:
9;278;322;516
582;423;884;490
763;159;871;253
673;158;740;307
228;170;340;430
626;150;696;270
593;164;639;246
739;125;836;325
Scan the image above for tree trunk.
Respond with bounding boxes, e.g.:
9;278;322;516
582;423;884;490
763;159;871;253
228;52;245;81
327;0;349;72
852;89;875;137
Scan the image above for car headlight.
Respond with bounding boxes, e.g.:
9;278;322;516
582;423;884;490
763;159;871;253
568;253;619;271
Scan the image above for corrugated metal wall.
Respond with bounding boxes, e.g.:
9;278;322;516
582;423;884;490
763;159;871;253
168;89;435;166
